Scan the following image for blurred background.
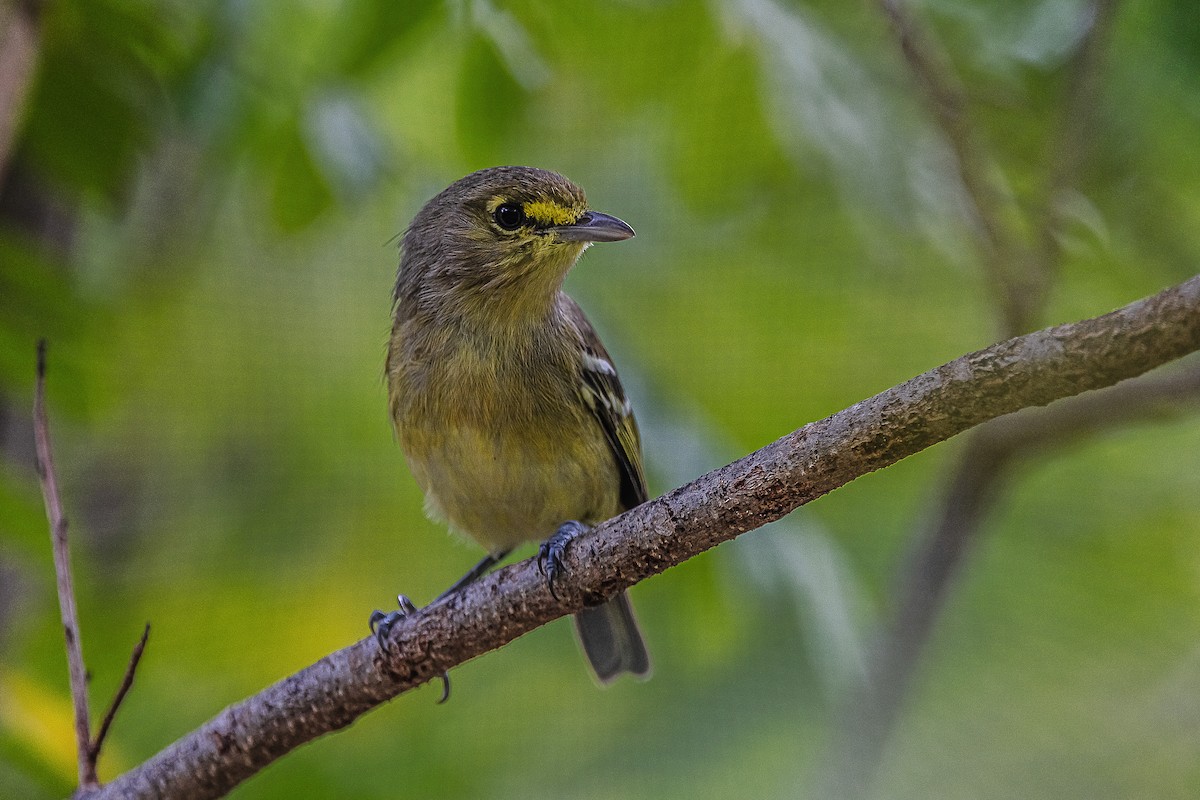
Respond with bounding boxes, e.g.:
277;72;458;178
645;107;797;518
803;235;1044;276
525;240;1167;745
2;0;1200;797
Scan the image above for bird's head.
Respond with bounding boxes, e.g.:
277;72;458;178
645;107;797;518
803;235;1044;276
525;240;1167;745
395;166;634;327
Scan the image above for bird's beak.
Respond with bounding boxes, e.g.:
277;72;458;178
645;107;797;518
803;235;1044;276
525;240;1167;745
553;211;635;243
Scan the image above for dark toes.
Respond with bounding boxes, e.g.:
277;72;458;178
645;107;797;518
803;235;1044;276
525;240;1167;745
371;610;403;650
369;594;418;651
538;521;590;600
369;595;453;704
537;541;564;599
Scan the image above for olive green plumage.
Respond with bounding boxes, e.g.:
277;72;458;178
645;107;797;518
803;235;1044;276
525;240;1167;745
387;165;651;683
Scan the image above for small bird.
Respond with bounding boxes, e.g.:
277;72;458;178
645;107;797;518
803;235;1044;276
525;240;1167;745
372;166;651;685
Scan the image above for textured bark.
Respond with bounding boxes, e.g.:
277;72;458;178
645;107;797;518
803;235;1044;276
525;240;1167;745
79;274;1200;800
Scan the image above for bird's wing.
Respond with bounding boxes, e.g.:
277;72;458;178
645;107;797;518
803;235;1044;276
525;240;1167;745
560;295;648;510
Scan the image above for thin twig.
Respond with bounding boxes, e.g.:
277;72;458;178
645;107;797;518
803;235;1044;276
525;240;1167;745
89;623;152;765
34;340;96;787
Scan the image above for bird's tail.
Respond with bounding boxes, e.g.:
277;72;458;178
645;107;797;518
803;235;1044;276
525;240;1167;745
573;590;651;684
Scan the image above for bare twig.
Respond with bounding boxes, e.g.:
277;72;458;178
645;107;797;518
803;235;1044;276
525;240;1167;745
89;623;152;765
34;340;96;788
72;274;1200;800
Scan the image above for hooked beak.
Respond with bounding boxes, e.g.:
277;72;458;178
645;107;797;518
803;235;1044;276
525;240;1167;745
553;211;635;243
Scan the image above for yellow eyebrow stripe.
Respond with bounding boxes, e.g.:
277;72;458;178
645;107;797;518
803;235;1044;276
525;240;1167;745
523;200;582;227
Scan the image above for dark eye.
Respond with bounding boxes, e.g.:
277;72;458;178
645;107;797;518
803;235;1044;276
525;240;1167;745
493;203;525;230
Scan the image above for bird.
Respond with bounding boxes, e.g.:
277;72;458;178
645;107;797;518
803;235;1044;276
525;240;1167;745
370;165;652;686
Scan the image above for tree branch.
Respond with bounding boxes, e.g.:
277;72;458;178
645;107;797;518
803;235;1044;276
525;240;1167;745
978;355;1200;453
68;274;1200;800
34;340;96;788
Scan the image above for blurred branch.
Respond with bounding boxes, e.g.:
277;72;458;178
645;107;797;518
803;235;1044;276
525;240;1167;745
876;0;1033;335
34;340;96;788
819;355;1200;798
76;275;1200;800
0;0;40;186
824;5;1127;795
880;0;1118;333
1032;0;1120;291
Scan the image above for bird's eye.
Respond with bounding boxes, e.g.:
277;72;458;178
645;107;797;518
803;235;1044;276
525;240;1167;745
493;203;526;230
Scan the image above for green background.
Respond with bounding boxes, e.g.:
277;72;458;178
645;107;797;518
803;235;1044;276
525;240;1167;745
2;0;1199;797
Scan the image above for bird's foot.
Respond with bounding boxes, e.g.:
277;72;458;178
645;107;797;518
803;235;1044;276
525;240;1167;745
538;520;590;600
368;594;419;650
369;595;450;703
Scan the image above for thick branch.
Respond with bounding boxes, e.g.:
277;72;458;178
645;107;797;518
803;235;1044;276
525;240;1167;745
80;275;1200;800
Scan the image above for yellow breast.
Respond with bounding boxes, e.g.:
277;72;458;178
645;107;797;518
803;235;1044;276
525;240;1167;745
388;322;620;551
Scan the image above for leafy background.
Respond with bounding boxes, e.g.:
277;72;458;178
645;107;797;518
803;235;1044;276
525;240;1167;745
2;0;1200;798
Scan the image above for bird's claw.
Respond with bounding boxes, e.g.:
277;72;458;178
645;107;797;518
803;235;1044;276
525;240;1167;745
537;544;564;600
368;595;451;703
369;594;419;650
538;520;589;601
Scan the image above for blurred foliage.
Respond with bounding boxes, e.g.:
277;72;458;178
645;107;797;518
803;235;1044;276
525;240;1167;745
2;0;1200;798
